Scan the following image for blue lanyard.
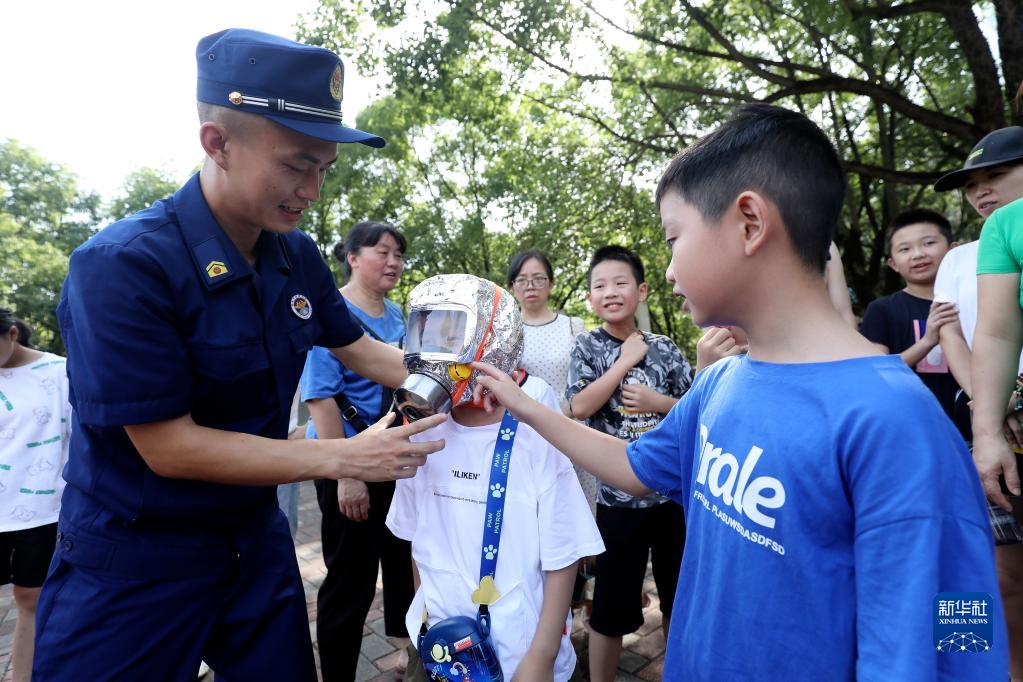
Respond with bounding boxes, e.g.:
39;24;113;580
479;410;518;587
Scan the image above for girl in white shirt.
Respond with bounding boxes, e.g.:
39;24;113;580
0;309;71;682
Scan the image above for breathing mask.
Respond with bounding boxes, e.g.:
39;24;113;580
395;274;523;421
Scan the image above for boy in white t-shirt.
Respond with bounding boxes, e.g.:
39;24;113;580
933;241;1023;433
0;309;72;682
386;375;604;681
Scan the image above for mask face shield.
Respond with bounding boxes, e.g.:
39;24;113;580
405;306;476;361
395;275;523;422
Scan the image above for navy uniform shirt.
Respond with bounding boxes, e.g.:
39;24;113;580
57;174;362;536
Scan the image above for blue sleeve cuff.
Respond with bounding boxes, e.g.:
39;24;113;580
300;347;345;400
320;326;363;350
73;393;192;427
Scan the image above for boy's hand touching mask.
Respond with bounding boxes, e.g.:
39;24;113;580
471;362;535;418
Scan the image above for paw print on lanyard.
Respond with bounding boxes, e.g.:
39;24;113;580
490;483;505;498
483;544;497;560
499;427;515;441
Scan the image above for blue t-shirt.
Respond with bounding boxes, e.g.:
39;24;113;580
627;354;1006;681
301;298;405;438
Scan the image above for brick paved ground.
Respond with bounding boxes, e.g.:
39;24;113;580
0;481;666;681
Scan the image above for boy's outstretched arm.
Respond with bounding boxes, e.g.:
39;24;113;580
511;561;577;682
473;362;651;496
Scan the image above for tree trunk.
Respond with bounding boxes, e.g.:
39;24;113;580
995;0;1023;124
941;1;1006;132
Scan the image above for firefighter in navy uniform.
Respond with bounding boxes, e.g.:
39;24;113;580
33;29;445;681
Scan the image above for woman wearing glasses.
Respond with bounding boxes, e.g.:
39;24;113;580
300;222;414;681
507;251;596;513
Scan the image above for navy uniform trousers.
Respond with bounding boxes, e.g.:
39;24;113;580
33;498;316;681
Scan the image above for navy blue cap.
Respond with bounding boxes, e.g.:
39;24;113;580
196;29;385;148
934;126;1023;192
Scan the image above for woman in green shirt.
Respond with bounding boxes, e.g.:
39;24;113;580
937;125;1023;682
966;135;1023;512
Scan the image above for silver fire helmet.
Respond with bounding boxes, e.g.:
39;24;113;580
394;274;523;421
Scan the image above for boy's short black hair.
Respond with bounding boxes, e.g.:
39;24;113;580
655;103;845;275
885;209;953;255
588;246;645;287
332;221;406;277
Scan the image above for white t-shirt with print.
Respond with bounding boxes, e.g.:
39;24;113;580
0;353;71;532
386;376;604;681
933;240;1023;372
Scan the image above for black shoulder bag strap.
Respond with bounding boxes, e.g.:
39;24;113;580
333;314;402;433
333;392;371;433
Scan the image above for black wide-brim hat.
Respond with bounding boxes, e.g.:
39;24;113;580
196;29;385;148
934;126;1023;192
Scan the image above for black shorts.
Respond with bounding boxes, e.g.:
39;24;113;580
589;502;685;637
0;522;58;588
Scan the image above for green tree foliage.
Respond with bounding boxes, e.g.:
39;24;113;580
0;213;69;352
107;167;180;221
0;142;187;353
297;3;702;351
297;0;1023;324
0;140;99;254
0;140;104;352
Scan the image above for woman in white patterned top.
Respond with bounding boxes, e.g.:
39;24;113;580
507;251;597;511
0;309;71;682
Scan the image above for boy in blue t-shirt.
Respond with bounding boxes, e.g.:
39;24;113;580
472;104;1007;680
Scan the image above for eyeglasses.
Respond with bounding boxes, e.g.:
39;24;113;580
512;275;550;289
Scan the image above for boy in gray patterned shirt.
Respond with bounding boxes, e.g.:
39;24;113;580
566;246;692;682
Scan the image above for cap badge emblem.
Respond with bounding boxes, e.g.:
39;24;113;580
205;260;228;278
330;64;344;103
291;294;313;320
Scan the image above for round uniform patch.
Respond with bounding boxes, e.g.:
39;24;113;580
291;294;312;320
330;63;344;102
